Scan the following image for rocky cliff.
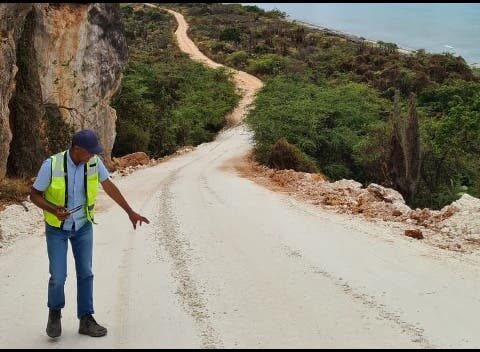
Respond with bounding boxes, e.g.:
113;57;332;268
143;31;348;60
0;3;127;179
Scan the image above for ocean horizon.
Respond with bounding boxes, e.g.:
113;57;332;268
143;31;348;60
248;3;480;66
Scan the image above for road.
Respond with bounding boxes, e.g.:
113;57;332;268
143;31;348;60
2;5;480;348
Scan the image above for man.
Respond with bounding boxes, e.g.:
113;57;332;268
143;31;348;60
30;129;150;338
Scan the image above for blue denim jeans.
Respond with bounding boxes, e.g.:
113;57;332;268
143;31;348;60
45;221;94;319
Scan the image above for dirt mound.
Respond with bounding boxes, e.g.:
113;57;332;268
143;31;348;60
110;147;196;177
112;152;150;169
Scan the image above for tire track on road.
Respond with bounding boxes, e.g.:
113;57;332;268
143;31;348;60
154;165;223;348
278;242;435;348
112;170;178;347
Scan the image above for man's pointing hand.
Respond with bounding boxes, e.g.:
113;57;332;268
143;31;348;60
128;211;150;230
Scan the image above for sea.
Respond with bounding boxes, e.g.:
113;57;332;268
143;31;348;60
248;3;480;66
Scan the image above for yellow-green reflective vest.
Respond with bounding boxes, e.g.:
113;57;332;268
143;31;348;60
43;150;99;228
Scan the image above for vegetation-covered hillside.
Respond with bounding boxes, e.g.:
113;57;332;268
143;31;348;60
113;4;240;158
166;3;480;209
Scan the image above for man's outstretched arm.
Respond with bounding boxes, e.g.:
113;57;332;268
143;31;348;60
100;178;150;229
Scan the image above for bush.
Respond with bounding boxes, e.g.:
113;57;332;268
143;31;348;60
225;50;249;68
113;120;150;156
414;80;480;208
243;5;264;13
322;163;353;180
268;138;318;173
246;75;389;182
247;54;291;75
113;60;239;157
474;67;480;78
113;6;240;159
219;27;242;44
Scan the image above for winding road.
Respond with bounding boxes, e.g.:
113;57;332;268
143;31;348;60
2;5;480;348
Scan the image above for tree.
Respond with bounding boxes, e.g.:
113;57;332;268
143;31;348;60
388;90;423;204
404;92;423;202
219;27;242;45
388;90;405;191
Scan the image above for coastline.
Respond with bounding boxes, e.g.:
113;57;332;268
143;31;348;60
289;18;478;69
292;18;415;56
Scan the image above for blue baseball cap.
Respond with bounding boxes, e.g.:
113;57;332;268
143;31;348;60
72;129;103;154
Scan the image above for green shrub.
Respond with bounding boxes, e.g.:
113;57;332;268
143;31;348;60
247;54;291;75
414;80;480;208
225;50;249;68
243;5;264;13
219;27;242;44
322;163;353;180
246;75;389;182
113;120;150;156
268;138;318;173
113;5;240;158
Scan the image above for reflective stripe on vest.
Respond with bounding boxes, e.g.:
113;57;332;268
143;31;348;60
43;151;99;228
85;156;99;224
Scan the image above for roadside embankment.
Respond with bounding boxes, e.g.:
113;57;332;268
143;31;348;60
231;153;480;253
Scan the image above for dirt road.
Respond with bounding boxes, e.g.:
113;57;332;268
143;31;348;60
2;5;480;348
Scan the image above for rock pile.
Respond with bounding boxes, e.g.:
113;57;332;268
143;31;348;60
110;147;196;177
111;152;152;176
238;155;480;252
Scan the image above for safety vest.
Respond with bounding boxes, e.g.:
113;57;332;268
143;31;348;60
43;150;99;228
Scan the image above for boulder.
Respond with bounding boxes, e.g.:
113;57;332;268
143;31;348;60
405;229;423;240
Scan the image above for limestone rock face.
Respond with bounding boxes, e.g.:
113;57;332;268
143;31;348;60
0;4;33;179
0;3;127;179
33;3;127;168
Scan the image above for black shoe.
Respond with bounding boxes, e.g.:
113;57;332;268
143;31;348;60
46;309;62;338
78;314;107;337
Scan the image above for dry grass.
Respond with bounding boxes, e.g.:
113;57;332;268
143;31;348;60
0;178;32;210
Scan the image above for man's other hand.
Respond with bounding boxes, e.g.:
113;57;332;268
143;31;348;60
54;206;69;221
